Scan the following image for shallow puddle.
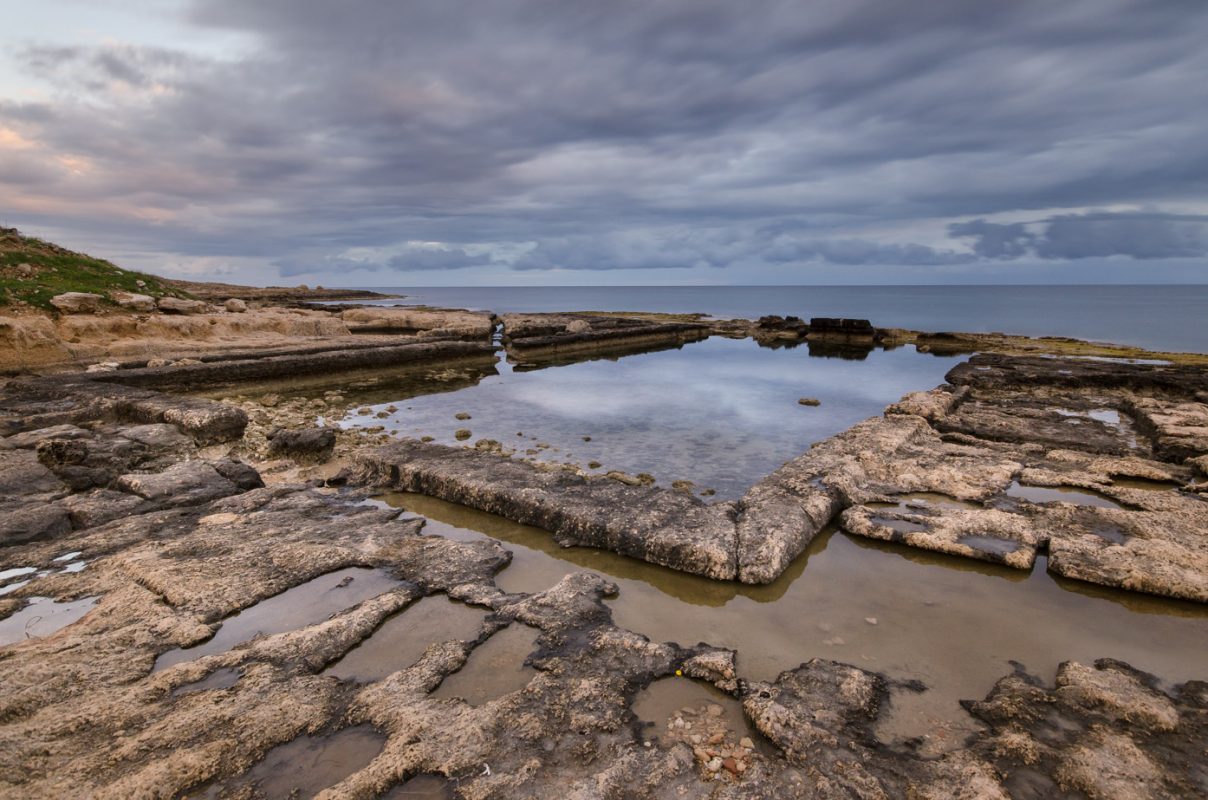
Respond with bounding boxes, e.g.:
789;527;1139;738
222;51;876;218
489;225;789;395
870;492;983;511
0;595;99;647
1054;407;1121;426
324;594;487;683
1005;480;1124;509
433;623;539;705
634;676;762;748
0;567;37;583
868;516;929;533
155;567;401;671
378;492;1208;756
1089;523;1130;544
172;667;241;696
243;724;385;799
380;774;458;799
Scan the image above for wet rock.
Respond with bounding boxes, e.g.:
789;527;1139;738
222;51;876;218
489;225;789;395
743;658;886;758
266;427;336;463
454;428;472;440
354;439;739;580
679;648;739;694
754;315;808;338
964;659;1206;800
797;397;821;406
50;292;102;314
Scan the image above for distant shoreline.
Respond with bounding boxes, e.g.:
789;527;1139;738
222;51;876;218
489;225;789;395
162;278;403;303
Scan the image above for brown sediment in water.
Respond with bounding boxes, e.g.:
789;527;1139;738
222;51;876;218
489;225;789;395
1004;480;1125;509
237;724;387;799
155;567;402;671
431;622;539;705
376;491;1208;757
324;594;488;684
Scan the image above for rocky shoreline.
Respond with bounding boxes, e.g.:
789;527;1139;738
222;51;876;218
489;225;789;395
1;304;1206;798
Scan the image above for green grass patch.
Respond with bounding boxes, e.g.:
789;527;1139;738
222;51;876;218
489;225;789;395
0;227;190;311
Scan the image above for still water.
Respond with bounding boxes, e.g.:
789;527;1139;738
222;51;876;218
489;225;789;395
339;337;958;499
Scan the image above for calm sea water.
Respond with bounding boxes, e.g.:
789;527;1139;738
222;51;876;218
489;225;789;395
353;285;1208;353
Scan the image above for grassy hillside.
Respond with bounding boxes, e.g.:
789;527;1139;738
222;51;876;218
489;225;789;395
0;227;189;311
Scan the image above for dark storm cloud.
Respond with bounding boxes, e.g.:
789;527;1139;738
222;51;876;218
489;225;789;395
4;0;1208;278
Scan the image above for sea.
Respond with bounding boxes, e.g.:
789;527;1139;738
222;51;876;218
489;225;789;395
348;284;1208;353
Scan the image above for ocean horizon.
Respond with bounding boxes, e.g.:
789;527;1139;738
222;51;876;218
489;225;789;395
340;283;1208;353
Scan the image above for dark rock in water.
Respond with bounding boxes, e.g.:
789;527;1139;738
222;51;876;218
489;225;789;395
266;427;336;462
797;397;821;407
809;317;877;336
752;315;809;344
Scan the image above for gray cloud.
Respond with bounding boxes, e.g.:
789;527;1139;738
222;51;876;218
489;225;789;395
3;1;1208;280
950;212;1208;261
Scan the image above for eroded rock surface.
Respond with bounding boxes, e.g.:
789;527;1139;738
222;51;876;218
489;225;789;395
2;346;1206;798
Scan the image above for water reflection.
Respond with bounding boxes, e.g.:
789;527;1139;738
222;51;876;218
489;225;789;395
155;568;401;671
330;337;959;499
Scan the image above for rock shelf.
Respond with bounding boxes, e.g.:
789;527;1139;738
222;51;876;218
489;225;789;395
356;352;1208;601
2;320;1207;797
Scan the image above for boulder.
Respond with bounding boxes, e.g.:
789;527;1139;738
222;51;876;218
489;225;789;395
50;292;102;314
109;291;156;311
157;296;210;315
224;298;248;313
566;319;591;334
266;427;337;462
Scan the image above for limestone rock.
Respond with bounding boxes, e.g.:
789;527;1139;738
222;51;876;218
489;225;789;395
156;296;210;315
115;461;241;506
109;291;156;311
224;298;248;313
50;292;102;314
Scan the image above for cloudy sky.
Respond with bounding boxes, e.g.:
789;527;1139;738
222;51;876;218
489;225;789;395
2;0;1207;286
